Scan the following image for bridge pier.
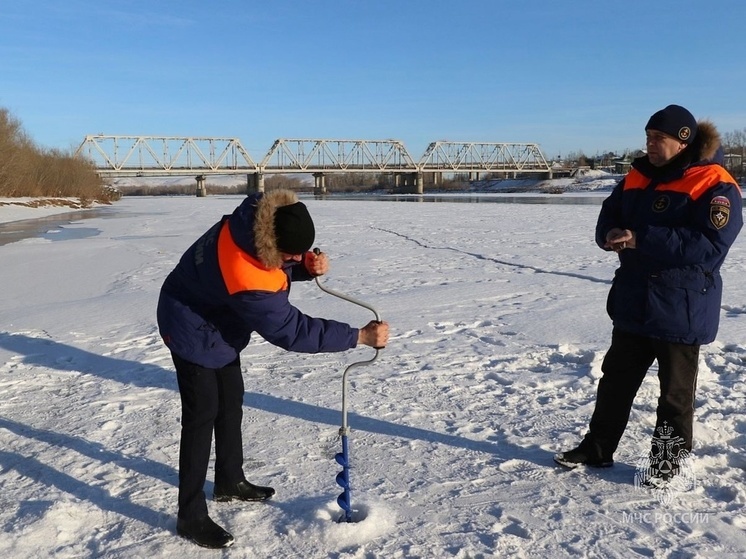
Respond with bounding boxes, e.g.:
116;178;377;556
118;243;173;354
393;172;423;194
313;173;326;195
195;175;207;197
246;172;265;194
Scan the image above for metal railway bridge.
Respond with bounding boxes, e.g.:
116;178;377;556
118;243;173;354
74;135;553;196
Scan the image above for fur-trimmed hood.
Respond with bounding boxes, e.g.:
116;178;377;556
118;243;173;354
686;119;721;164
227;189;302;269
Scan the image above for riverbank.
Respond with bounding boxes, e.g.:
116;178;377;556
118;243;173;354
109;169;623;196
0;197;109;224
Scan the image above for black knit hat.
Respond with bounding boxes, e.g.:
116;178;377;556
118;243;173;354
645;104;697;145
274;201;315;254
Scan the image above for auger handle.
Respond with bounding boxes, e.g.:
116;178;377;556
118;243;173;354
311;248;382;432
312;248;382;323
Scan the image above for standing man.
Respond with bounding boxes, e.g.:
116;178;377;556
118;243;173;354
555;105;742;484
157;189;389;548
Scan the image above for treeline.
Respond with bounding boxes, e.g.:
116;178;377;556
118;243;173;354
260;171;468;192
122;183;248;196
0;108;118;203
119;172;473;196
119;175;314;196
722;128;746;180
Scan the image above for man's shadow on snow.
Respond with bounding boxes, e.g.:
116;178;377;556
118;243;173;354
1;331;533;461
0;331;175;391
0;417;175;531
0;331;177;531
245;391;516;457
242;391;632;488
0;454;172;534
0;331;627;529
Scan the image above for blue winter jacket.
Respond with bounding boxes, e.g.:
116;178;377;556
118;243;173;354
596;122;742;345
157;190;358;368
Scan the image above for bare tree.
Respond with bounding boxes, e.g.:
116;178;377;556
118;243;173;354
0;107;111;201
722;128;746;180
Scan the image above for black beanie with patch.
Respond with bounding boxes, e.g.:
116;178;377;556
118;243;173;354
273;201;315;254
645;104;698;145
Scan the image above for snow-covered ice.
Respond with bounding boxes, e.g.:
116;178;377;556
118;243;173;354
1;193;745;558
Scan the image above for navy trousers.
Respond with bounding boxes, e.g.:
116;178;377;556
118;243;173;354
588;328;700;457
172;353;245;521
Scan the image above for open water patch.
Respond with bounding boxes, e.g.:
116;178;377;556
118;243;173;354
0;207;117;246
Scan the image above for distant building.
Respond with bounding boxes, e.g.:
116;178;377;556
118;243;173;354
613;157;632;174
723;153;742;168
723;154;744;182
550;161;574;178
613;150;645;174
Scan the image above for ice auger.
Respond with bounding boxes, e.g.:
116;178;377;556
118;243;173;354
312;249;383;523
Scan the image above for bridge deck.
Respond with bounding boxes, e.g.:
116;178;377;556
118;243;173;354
75;136;552;177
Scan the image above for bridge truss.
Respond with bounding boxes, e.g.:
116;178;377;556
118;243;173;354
259;139;418;172
76;136;553;195
77;136;551;176
74;135;256;177
419;141;551;173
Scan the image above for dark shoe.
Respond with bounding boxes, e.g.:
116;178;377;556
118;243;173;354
214;480;276;502
176;515;234;549
554;439;613;469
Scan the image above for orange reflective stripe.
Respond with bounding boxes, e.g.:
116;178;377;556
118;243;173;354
623;168;650;190
623;165;739;200
217;222;288;295
656;166;739;200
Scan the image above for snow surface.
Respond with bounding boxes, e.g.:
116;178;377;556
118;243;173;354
1;193;745;558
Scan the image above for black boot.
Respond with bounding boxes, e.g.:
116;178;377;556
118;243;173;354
176;515;234;548
214;480;276;502
554;436;614;469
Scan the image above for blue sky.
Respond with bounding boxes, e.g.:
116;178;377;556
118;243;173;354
2;0;745;162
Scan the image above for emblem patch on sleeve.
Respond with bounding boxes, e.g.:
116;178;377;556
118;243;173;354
710;196;731;229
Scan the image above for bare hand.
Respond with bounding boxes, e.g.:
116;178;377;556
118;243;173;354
358;320;389;348
604;228;636;252
304;250;329;276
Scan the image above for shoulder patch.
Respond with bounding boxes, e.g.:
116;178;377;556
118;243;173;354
710;196;731;229
711;196;730;208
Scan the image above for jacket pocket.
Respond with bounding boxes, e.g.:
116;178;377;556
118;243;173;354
644;269;707;337
607;270;645;324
